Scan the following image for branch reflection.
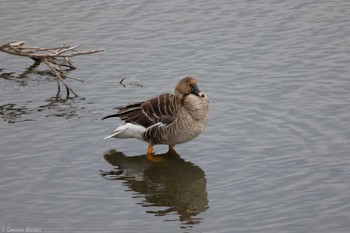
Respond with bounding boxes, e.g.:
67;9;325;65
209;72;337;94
1;65;83;123
101;149;209;225
0;97;82;123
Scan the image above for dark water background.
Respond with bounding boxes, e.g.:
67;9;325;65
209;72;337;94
1;1;350;232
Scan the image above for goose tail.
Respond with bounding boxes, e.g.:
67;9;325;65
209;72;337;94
103;123;146;141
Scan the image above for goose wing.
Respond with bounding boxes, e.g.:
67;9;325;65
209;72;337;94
102;93;182;128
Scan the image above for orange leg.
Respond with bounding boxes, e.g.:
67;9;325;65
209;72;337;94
168;145;175;152
146;144;164;163
167;145;180;158
147;144;153;155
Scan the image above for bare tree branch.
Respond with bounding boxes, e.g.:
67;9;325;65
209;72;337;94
0;41;104;98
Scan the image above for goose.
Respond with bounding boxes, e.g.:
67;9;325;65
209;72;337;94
102;76;209;160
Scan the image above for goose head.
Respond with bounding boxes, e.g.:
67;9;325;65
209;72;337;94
174;76;205;99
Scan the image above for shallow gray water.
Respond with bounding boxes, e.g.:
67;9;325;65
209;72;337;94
1;0;350;232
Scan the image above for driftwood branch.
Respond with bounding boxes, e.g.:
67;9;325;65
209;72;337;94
0;41;104;98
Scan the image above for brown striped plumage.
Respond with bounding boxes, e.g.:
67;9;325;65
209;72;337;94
103;77;209;157
112;93;182;128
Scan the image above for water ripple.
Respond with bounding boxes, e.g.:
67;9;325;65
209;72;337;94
1;0;350;232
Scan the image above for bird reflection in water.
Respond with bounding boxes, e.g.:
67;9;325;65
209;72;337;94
101;148;209;225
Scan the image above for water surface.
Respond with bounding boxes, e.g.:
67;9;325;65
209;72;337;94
1;0;350;232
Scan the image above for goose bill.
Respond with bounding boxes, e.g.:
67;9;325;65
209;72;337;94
192;85;205;97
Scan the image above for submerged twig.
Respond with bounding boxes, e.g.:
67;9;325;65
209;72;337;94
119;77;126;87
119;76;143;88
0;41;104;97
129;82;143;88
